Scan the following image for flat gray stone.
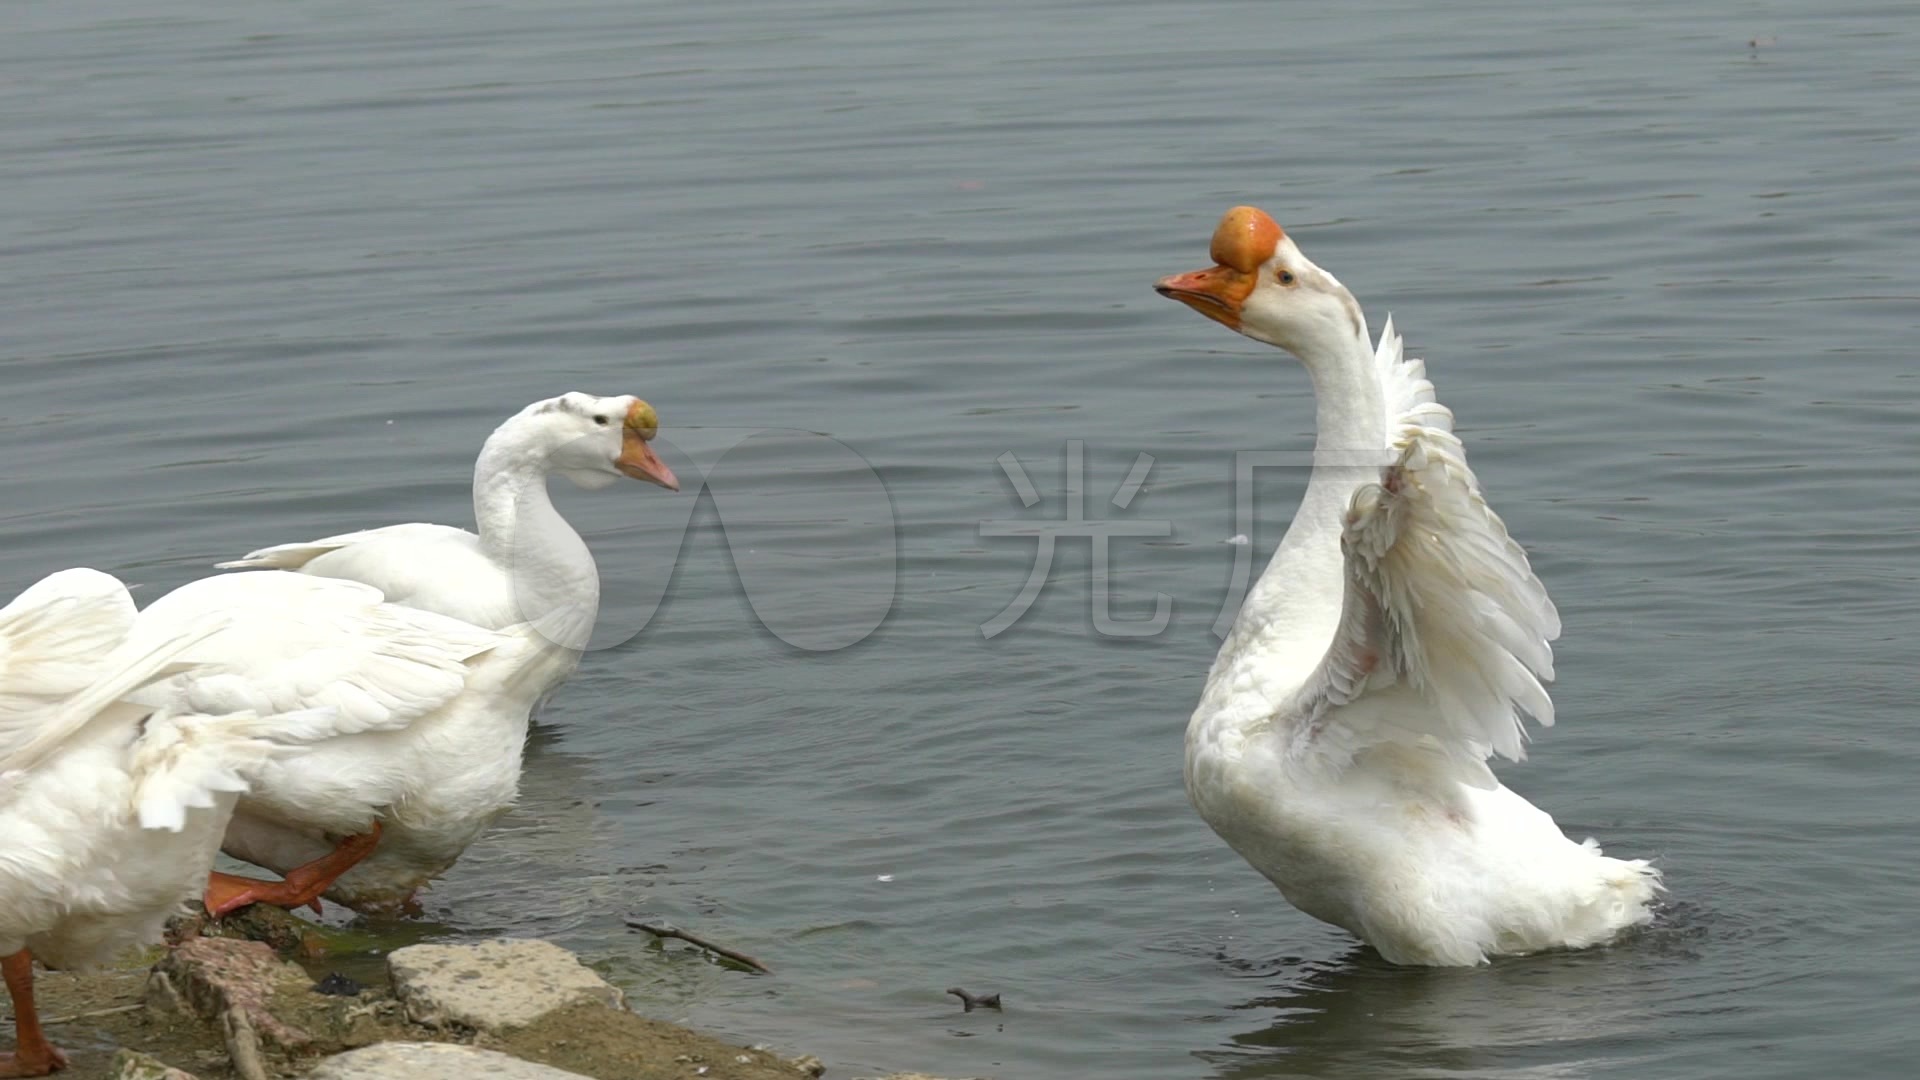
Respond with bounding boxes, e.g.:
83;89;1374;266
306;1042;592;1079
387;937;623;1032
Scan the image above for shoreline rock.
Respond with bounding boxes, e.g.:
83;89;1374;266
387;939;623;1032
14;908;982;1080
308;1042;593;1079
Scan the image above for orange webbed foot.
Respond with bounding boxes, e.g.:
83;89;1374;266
203;821;384;918
1;951;67;1076
0;1044;70;1078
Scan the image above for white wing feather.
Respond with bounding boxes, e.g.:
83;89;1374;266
2;568;507;841
214;523;526;631
0;568;140;758
126;707;338;832
1287;318;1561;767
0;569;229;772
215;523;472;572
127;571;506;743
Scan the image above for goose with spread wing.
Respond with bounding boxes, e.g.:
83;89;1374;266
0;567;494;1074
2;568;238;1077
1155;207;1659;966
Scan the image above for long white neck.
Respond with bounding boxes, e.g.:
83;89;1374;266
472;429;600;650
1220;311;1385;673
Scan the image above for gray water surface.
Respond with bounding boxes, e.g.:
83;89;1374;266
5;2;1918;1077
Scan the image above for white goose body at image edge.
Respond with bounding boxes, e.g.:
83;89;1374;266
0;567;366;1073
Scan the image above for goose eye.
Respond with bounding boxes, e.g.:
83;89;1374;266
593;414;609;426
1277;269;1297;286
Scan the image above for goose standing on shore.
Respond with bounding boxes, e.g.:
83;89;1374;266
0;566;492;1073
1;568;232;1077
205;394;680;914
1154;207;1659;966
133;571;521;916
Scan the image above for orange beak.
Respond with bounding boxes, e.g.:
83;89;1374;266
1154;205;1284;333
615;399;679;491
1154;264;1255;331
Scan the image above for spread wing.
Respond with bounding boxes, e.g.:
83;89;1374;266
129;571;507;741
0;568;223;770
1285;318;1561;769
4;570;506;776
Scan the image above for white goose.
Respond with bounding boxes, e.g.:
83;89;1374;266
218;393;679;707
2;568;231;1077
1155;207;1659;966
131;571;525;917
0;566;486;1073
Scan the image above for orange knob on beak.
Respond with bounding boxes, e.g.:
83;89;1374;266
1154;206;1284;332
614;399;679;491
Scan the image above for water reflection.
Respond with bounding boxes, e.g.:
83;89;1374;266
424;723;611;940
1201;933;1696;1080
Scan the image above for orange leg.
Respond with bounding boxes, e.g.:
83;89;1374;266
203;821;384;918
0;950;67;1077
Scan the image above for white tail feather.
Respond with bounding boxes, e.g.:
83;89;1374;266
0;576;230;768
130;707;336;831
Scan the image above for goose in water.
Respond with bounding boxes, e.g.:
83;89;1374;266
219;393;680;708
1154;206;1660;965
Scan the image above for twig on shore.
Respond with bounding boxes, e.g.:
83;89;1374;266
2;1002;145;1026
624;918;772;974
222;1007;270;1080
946;987;1002;1012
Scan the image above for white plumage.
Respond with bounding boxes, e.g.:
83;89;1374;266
1269;318;1559;771
215;393;679;709
2;569;233;963
129;571;535;914
0;568;323;1074
1158;206;1659;966
200;394;677;914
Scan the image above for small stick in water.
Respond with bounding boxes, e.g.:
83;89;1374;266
946;987;1002;1012
625;918;772;975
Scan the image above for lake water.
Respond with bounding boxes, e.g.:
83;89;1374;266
5;1;1918;1077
